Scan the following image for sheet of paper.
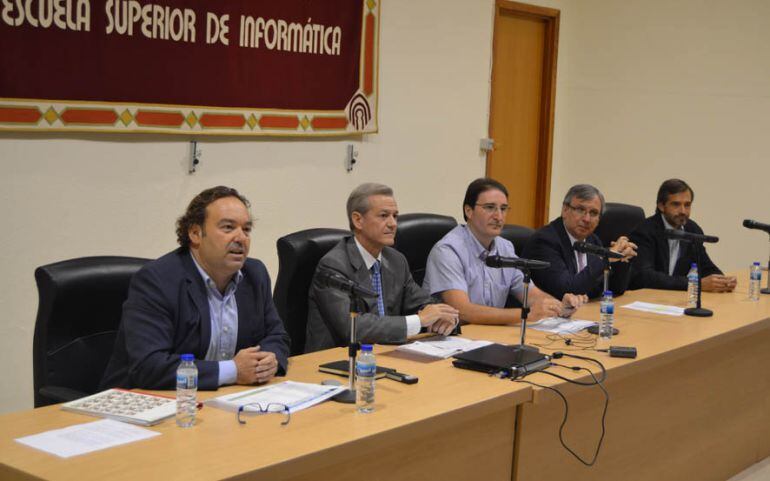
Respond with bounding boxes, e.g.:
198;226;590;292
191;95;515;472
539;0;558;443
529;317;597;334
396;336;493;359
206;381;344;413
15;419;160;458
621;301;684;316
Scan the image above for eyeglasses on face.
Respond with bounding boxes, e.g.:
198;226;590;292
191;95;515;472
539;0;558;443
475;203;510;215
566;204;601;219
237;402;291;426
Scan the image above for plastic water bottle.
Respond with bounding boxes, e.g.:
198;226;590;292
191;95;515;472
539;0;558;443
687;263;699;308
599;291;615;342
356;344;376;413
176;354;198;428
749;262;762;301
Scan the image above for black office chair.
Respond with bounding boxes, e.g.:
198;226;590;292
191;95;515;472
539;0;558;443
595;202;646;247
500;224;536;255
392;213;458;285
33;256;149;407
274;228;350;356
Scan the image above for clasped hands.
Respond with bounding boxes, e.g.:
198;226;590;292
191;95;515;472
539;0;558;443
530;293;589;321
234;346;278;385
609;236;638;262
418;303;460;336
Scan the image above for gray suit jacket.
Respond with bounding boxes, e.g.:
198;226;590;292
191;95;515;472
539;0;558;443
305;236;435;352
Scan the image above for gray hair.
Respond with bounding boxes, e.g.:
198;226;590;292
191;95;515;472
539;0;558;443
562;184;605;213
346;183;394;230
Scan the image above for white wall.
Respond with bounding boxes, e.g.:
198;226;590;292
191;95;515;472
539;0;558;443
548;0;770;270
0;0;496;413
2;0;769;414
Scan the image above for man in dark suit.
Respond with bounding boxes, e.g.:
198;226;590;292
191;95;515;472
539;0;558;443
629;178;736;292
523;184;637;300
305;183;459;352
101;186;290;390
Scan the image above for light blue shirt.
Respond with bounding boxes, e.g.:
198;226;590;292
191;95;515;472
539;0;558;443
190;253;242;386
423;225;526;308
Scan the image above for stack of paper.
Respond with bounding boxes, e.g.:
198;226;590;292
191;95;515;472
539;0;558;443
206;381;344;414
621;301;684;316
16;419;160;458
529;317;597;334
396;336;493;359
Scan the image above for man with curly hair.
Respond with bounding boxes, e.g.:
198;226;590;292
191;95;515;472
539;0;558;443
101;186;290;390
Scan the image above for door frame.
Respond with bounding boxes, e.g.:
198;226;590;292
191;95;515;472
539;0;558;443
487;0;560;227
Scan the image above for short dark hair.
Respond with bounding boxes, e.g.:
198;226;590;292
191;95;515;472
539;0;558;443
462;178;509;221
656;179;694;212
176;186;250;248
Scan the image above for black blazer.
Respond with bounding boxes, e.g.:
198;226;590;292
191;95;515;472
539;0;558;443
522;217;631;300
101;248;290;390
629;214;722;290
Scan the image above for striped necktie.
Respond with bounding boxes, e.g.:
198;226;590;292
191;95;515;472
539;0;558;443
371;261;385;316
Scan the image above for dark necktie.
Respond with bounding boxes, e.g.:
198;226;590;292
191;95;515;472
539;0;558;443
371;261;385;316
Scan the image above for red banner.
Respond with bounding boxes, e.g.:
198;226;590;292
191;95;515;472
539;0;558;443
0;0;379;135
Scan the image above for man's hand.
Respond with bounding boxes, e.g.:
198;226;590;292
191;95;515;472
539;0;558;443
418;303;460;332
701;274;737;293
234;346;279;385
609;236;638;262
559;293;588;317
529;297;563;321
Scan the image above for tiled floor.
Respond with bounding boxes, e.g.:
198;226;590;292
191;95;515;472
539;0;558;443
728;457;770;481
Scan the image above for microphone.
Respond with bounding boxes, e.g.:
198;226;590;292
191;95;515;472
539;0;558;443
317;269;378;297
573;241;624;259
743;219;770;234
663;229;719;244
485;255;550;270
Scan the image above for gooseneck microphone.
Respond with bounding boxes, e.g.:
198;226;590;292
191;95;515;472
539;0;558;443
317;269;378;297
485;255;550;270
663;229;719;244
743;219;770;234
572;241;624;259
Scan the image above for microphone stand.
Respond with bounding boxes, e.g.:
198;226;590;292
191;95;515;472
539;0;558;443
516;269;539;353
602;255;611;293
759;232;770;294
329;293;363;404
684;241;713;317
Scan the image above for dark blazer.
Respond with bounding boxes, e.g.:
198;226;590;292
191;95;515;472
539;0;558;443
305;236;435;353
629;213;722;290
100;248;290;390
522;217;631;300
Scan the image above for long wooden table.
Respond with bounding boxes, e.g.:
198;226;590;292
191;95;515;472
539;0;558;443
462;270;770;481
1;272;769;480
0;341;531;481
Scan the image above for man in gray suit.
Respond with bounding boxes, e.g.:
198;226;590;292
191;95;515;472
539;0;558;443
305;183;459;353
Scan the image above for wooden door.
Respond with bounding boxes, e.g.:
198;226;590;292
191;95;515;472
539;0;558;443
487;1;559;228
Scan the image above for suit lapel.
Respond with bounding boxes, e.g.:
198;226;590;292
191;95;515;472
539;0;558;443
346;237;377;312
553;218;578;274
181;252;212;355
653;214;671;270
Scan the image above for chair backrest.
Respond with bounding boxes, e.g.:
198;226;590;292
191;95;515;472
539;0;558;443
595;202;646;247
274;228;349;356
33;256;150;407
500;224;536;255
392;213;458;285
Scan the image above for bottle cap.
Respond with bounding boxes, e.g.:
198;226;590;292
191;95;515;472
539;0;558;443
181;354;194;362
360;344;373;352
691;263;697;268
603;290;613;297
